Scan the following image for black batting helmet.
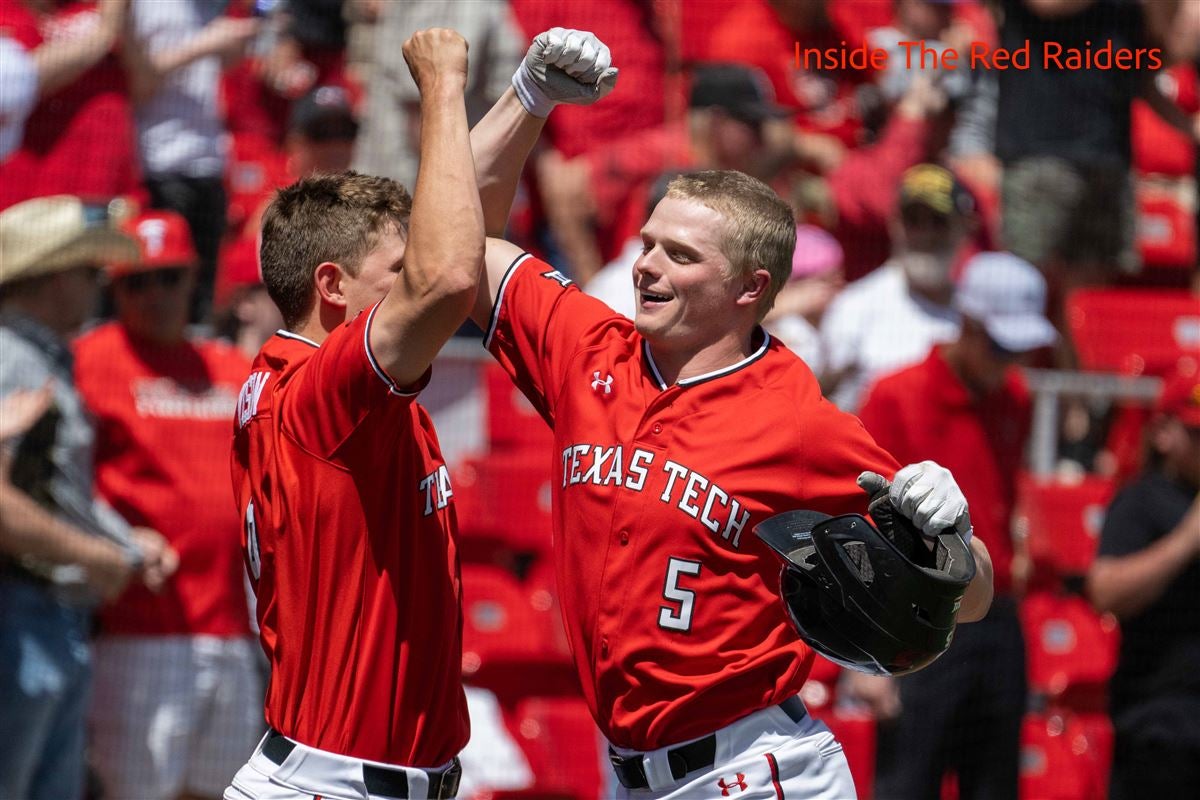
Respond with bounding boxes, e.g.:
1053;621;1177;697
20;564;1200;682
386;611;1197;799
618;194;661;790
755;509;976;676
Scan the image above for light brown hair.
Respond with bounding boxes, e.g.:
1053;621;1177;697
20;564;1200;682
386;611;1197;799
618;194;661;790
259;171;412;328
664;171;795;320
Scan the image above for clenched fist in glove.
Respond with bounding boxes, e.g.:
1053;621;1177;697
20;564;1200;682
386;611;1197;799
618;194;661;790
858;460;973;554
512;27;619;118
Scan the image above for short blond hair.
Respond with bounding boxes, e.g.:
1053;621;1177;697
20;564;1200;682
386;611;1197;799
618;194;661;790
664;171;795;320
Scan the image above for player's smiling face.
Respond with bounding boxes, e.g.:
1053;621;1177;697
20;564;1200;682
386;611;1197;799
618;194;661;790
341;224;407;319
633;197;743;348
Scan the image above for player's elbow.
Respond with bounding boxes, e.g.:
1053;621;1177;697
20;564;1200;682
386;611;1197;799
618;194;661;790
407;247;485;307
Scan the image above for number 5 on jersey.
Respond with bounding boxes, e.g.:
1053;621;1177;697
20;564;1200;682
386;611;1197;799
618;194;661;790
659;557;701;632
245;501;261;581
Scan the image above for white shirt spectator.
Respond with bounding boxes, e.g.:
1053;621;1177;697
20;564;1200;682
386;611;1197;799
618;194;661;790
0;37;37;160
130;0;226;178
820;261;960;411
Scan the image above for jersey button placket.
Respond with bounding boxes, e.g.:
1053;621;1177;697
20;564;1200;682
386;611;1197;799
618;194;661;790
619;530;629;546
652;422;663;435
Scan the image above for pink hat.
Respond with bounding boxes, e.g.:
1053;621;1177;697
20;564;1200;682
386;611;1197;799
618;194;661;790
791;225;843;280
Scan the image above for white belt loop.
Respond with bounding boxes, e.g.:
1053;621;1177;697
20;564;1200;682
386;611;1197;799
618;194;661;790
642;749;676;792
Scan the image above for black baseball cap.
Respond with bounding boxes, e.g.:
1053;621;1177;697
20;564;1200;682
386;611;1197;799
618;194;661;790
289;85;359;142
689;63;792;125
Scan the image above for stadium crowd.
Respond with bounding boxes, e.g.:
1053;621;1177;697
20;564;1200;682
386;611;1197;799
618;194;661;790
0;1;1197;799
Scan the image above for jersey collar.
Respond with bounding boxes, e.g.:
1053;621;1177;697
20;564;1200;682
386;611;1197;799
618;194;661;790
275;330;319;348
642;328;772;391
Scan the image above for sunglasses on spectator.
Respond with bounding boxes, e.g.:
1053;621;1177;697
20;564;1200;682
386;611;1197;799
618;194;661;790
114;269;188;292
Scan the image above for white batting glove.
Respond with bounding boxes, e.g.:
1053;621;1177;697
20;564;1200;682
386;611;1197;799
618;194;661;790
875;461;973;544
511;27;618;118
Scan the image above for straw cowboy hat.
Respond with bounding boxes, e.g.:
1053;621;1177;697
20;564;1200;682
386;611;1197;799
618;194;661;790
0;196;139;287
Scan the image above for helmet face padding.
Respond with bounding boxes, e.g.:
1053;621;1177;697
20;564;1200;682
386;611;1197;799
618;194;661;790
755;510;976;676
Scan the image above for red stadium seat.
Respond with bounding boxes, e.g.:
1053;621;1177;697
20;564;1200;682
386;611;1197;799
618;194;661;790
1065;289;1200;377
1019;710;1112;800
1014;474;1116;584
461;565;575;699
1136;187;1197;270
484;364;555;455
524;559;572;660
453;455;555;562
507;696;604;800
1020;591;1119;710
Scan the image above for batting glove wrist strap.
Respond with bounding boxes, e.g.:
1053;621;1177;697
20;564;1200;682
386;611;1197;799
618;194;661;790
512;60;556;118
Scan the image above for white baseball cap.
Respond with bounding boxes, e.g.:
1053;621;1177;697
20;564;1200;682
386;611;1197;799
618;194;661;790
954;252;1058;353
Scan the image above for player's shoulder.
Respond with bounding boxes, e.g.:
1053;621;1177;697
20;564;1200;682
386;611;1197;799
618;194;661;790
761;336;825;404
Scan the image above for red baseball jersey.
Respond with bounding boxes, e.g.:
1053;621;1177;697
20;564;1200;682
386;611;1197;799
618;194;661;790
857;346;1028;595
231;306;468;766
485;254;899;750
74;323;252;637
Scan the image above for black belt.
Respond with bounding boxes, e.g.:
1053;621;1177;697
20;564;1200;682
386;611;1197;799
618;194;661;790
261;729;461;799
609;697;807;790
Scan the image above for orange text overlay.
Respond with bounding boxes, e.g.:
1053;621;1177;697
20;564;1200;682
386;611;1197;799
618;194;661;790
795;40;1163;72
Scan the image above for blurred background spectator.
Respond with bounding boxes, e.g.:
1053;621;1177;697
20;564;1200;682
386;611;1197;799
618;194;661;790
1087;365;1200;800
353;0;522;191
996;0;1199;293
852;251;1057;800
0;0;144;210
213;236;282;360
76;210;259;800
820;164;973;411
762;223;845;372
0;195;172;800
121;0;259;323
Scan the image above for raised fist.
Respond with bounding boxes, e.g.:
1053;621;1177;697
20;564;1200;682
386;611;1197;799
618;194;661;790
403;28;469;91
512;28;618;118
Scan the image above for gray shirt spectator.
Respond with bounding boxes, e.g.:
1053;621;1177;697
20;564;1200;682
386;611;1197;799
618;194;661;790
0;314;136;602
354;0;523;189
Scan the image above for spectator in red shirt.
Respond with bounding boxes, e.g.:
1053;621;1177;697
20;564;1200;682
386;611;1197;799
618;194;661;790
706;0;880;155
850;251;1058;800
0;0;144;210
541;62;947;284
76;210;260;800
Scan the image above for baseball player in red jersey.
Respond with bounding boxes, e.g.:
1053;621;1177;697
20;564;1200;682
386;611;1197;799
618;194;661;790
225;27;617;800
467;169;994;797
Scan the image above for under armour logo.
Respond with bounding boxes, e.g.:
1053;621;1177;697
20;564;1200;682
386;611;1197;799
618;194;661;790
718;774;748;795
591;371;613;394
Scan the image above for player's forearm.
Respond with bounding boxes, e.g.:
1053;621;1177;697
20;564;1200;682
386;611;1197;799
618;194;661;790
1087;526;1197;619
0;480;120;568
403;79;486;306
471;87;547;237
958;536;993;623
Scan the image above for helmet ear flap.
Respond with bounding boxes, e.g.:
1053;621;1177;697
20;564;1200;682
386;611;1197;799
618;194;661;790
756;510;976;676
